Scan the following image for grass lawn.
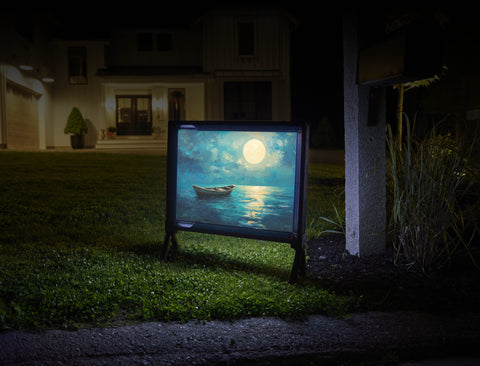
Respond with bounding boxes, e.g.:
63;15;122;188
0;151;348;331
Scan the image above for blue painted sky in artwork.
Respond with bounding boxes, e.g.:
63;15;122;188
177;130;297;189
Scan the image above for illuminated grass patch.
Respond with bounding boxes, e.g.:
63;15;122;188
0;152;348;330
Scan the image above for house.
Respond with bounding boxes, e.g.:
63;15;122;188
0;5;297;151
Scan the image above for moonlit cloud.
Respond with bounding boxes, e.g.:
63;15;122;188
177;130;297;188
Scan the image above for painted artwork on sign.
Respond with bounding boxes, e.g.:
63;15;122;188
175;130;298;232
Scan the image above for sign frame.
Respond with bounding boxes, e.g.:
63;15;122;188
162;120;309;282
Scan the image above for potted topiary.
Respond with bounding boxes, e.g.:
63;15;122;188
64;107;88;149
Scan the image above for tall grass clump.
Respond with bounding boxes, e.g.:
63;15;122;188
386;117;479;272
306;164;345;239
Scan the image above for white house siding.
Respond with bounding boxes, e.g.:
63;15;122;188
202;13;282;71
49;41;107;148
185;83;206;120
201;8;292;121
106;28;202;68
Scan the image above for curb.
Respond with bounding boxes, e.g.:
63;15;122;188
1;311;480;365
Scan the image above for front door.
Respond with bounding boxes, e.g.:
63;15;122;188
116;95;152;136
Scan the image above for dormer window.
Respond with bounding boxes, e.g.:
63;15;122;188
237;22;255;56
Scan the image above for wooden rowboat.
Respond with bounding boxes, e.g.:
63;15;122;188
193;184;236;196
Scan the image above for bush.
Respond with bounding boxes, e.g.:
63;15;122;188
310;116;338;149
386;117;479;272
64;107;88;135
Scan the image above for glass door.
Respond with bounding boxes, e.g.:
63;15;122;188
116;96;152;136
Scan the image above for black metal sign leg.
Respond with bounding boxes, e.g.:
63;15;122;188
289;243;306;284
161;233;179;260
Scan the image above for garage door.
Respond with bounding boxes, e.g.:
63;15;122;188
6;81;39;149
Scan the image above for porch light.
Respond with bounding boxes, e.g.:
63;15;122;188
105;97;115;110
152;97;164;110
19;64;34;71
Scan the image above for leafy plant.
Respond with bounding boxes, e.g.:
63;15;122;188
64;107;88;135
306;164;345;240
386;116;479;272
315;191;346;238
311;116;338;149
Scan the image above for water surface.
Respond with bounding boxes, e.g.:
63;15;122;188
176;184;294;232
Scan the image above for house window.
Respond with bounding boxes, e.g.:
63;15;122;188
224;82;272;120
68;47;87;84
138;33;154;51
157;33;172;51
138;33;172;51
237;22;255;56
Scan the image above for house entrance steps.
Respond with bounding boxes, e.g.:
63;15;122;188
95;136;167;153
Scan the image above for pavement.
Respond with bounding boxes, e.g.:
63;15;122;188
1;311;480;365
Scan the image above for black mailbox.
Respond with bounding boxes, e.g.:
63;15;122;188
358;18;444;86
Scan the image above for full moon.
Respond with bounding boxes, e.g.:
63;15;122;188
243;139;266;164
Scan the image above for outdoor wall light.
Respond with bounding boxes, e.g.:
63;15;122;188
104;97;115;110
152;97;164;110
19;64;34;71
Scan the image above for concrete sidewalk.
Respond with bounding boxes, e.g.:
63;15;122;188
1;311;480;365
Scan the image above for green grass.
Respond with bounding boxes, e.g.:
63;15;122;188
0;151;347;331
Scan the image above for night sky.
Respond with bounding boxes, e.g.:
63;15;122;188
177;130;297;188
289;6;344;143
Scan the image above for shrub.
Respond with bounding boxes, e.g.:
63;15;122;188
386;117;479;272
64;107;88;135
310;116;338;149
